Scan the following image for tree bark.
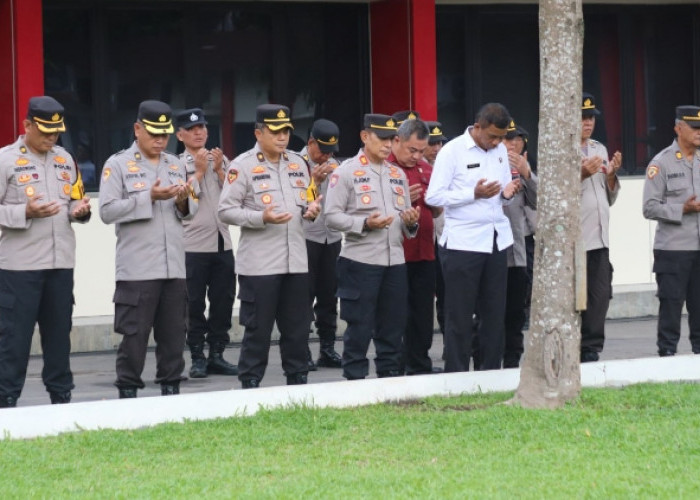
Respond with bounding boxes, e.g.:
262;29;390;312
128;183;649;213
513;0;584;408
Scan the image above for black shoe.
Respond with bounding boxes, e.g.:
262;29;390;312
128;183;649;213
118;387;138;399
0;395;17;408
317;347;342;368
49;391;72;404
580;351;599;363
286;373;308;385
241;379;261;389
189;357;208;378
161;382;180;396
306;347;318;372
377;370;402;378
207;341;239;376
503;356;521;369
658;349;675;357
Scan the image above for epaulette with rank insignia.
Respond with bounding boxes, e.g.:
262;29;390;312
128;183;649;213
256;152;265;162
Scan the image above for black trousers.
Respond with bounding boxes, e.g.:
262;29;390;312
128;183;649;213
435;241;446;334
504;266;528;363
306;239;341;341
337;257;407;379
440;240;508;372
237;273;310;382
185;249;236;346
404;260;436;374
653;249;700;354
580;248;613;354
0;269;74;399
113;279;187;388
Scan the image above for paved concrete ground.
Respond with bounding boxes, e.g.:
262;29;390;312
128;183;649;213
17;316;695;407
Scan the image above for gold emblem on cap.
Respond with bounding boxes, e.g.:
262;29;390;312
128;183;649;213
387;119;395;127
158;115;167;122
277;110;286;118
408;112;416;120
51;113;60;121
584;99;592;107
432;127;440;134
697;111;700;117
329;136;336;143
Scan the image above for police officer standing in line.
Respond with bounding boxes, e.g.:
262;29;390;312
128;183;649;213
0;96;91;408
579;93;622;362
324;114;420;380
502;120;538;368
387;112;443;374
175;108;238;379
219;104;321;388
425;103;520;372
642;105;700;356
99;100;198;398
300;119;343;370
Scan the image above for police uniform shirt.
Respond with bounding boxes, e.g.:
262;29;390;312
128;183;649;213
218;143;312;276
424;127;514;252
580;139;619;252
0;136;88;270
99;141;198;281
299;146;341;245
643;139;700;251
180;151;232;253
324;148;417;267
504;172;538;267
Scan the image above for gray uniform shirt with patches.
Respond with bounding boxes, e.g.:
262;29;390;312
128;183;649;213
643;140;700;251
324;149;417;267
504;172;538;267
299;147;342;245
218;144;313;276
580;139;620;251
180;150;232;253
0;136;89;270
99;142;198;281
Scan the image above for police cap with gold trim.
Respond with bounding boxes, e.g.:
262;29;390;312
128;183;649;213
27;96;66;133
581;92;601;117
676;105;700;128
175;108;207;130
310;119;340;153
257;104;294;131
425;121;447;145
505;119;529;141
363;114;397;139
138;100;174;134
392;110;421;125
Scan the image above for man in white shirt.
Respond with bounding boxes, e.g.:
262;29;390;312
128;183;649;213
425;103;520;372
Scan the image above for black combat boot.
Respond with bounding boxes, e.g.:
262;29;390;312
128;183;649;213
241;379;261;389
316;335;342;368
286;373;308;385
207;341;239;376
0;395;17;408
189;342;208;378
306;346;317;371
377;370;402;378
161;382;180;396
118;387;137;399
50;391;72;404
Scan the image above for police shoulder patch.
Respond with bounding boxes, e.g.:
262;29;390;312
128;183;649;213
646;165;659;179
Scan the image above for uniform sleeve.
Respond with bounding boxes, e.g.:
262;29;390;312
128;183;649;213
425;146;475;207
0;161;31;230
642;161;682;224
98;158;153;225
523;171;538;210
324;166;366;235
218;162;265;228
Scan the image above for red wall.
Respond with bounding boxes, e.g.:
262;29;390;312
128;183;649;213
370;0;438;119
0;0;45;145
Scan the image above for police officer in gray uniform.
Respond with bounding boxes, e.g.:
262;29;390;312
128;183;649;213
175;108;238;379
219;104;321;388
643;105;700;356
0;96;91;408
301;119;343;370
99;100;199;398
324;114;420;380
502;120;537;368
579;93;622;362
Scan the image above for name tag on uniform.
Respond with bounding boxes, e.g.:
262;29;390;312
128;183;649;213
466;163;480;169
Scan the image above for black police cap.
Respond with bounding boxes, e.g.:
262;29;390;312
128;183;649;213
27;96;66;133
175;108;207;130
582;92;601;117
257;104;294;131
676;105;700;128
425;121;447;145
392;110;421;125
363;114;397;139
138;100;174;134
310;119;340;153
505;120;529;141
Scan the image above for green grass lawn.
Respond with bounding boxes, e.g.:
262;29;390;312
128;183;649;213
1;382;699;499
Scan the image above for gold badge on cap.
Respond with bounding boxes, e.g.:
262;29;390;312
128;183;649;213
52;113;60;121
408;112;416;120
277;109;286;118
432;127;440;134
584;98;592;107
158;114;167;123
387;119;395;127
